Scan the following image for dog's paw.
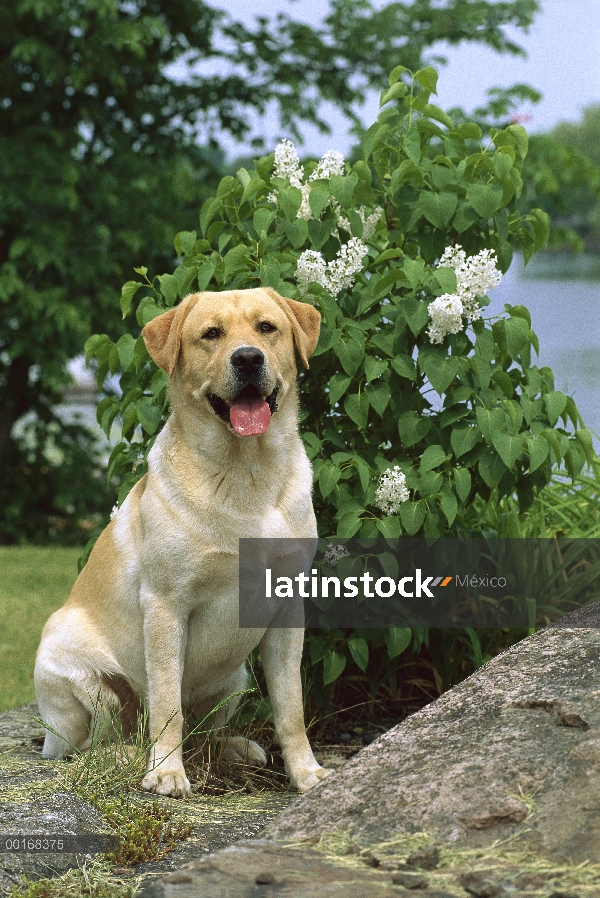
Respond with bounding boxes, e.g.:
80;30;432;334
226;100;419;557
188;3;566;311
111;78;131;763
289;765;334;792
141;767;191;798
219;736;267;767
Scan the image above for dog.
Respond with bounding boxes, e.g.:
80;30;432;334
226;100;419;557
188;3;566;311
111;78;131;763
34;287;333;796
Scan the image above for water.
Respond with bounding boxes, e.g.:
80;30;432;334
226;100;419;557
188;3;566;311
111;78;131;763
490;257;600;448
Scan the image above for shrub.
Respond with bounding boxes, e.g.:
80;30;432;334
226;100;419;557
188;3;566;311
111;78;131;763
85;65;593;707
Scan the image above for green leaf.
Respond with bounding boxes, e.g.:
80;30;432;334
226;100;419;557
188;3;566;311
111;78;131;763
279;186;303;222
400;501;426;536
345;393;369;429
364;358;388;382
328;373;352;407
453;467;471;502
352;456;372;493
337;511;363;537
403;298;429;336
504;316;529;357
478;450;509;489
418;191;457;229
385;627;412;659
466;182;504;218
420;444;448;473
116;334;136;371
376;516;402;538
451;424;481;458
415;66;438;93
576;428;594;465
391;354;417;379
419;348;459;394
453;201;479;234
380;80;409;106
433;266;457;294
308;186;331;219
323;648;346;686
253;207;276;235
540;428;562;464
335;336;365;376
120;281;142;318
348;637;369;672
526;436;549;473
308;218;335;250
137;398;162;436
476;407;506;445
330;173;358;208
398;411;431;448
174;230;197;257
283;219;309;249
365;381;390;417
491;431;525;469
389;65;409;85
319;462;342;498
439;490;458;526
544;390;567;426
196;260;215;292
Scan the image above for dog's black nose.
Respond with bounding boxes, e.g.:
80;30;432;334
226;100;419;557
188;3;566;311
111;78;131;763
231;346;264;375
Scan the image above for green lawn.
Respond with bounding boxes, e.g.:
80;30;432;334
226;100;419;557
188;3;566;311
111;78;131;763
0;546;81;712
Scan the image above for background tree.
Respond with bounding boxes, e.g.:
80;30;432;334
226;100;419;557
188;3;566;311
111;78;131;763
1;0;541;542
521;107;600;253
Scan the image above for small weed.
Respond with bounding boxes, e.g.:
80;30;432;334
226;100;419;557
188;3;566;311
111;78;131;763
87;795;193;866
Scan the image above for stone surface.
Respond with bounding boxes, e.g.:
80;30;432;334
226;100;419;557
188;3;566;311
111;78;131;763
266;613;600;864
5;606;600;896
135;839;455;898
0;704;295;895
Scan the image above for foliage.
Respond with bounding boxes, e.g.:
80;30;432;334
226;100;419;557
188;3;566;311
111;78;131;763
521;130;600;253
0;0;547;543
84;64;594;695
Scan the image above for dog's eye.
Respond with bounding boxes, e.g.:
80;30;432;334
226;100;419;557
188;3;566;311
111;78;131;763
202;327;222;340
258;321;276;333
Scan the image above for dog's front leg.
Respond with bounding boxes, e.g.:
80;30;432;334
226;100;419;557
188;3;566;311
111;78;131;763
260;627;333;792
140;595;191;798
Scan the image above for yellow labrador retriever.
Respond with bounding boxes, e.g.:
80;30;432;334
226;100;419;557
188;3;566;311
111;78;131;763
35;288;332;796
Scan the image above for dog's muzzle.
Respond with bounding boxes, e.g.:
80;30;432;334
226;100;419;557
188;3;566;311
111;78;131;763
208;347;278;436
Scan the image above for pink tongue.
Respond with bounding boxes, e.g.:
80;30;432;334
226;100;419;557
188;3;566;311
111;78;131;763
229;392;271;436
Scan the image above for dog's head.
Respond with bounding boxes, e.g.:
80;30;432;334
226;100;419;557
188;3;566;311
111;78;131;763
142;288;321;437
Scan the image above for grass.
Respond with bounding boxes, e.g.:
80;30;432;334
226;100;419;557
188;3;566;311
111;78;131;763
0;547;80;712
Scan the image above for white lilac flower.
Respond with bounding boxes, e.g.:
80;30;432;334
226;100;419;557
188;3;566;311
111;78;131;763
374;466;410;515
296;238;368;298
310;150;345;181
324;543;351;565
438;244;502;322
428;244;503;343
273;139;304;186
325;237;368;296
427;293;464;344
296;250;329;291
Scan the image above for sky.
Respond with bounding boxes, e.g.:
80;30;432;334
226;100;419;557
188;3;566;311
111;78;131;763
207;0;600;158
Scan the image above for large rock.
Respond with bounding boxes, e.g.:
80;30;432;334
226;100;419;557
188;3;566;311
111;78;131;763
266;610;600;864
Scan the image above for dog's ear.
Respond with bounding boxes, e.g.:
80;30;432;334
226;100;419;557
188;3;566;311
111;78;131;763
142;295;199;376
263;289;321;368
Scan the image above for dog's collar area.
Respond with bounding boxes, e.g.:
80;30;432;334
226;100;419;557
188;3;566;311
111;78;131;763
208;386;279;424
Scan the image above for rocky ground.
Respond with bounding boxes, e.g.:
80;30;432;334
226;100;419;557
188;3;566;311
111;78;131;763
2;607;600;897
